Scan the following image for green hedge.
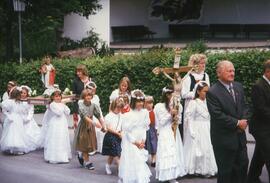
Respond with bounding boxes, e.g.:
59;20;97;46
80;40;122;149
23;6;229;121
1;49;269;114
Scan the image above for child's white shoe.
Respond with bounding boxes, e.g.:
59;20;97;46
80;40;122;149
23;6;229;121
105;163;112;175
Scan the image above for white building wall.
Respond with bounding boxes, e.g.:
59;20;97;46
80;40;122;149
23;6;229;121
63;0;110;46
200;0;270;24
110;0;170;40
63;0;270;43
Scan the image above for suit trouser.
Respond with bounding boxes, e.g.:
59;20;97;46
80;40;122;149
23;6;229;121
251;131;270;182
247;143;265;182
213;145;249;183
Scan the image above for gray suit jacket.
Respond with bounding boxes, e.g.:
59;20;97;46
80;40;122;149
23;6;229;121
207;81;249;150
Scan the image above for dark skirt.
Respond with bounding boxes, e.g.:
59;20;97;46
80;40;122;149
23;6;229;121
145;124;158;154
102;132;121;157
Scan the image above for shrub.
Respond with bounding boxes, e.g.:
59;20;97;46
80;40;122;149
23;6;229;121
185;39;207;53
0;49;269;114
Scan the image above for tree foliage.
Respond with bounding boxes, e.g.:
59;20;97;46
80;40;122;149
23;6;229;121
0;0;101;62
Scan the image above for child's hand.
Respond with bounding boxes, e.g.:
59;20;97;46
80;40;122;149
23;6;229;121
134;141;145;149
117;131;122;139
101;126;107;133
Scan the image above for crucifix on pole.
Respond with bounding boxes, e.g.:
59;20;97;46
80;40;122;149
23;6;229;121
152;48;193;139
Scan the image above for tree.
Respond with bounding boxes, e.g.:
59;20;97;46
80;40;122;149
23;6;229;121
150;0;203;22
0;0;101;62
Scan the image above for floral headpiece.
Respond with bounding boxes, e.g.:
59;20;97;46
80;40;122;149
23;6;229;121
193;81;208;93
131;89;145;100
86;81;97;90
8;81;16;86
20;85;32;96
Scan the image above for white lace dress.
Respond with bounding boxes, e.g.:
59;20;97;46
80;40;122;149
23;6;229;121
183;98;217;176
21;101;41;151
154;103;186;181
0;99;29;153
118;109;152;183
43;102;71;163
181;72;210;140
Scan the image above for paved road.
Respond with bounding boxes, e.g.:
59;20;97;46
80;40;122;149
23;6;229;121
0;114;266;183
0;126;268;183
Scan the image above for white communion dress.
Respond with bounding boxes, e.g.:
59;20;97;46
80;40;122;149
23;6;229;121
154;103;186;181
43;102;72;163
0;99;30;153
118;109;152;183
21;101;41;151
183;98;217;176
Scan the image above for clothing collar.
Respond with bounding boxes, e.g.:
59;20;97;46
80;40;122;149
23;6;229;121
263;75;270;85
219;80;233;90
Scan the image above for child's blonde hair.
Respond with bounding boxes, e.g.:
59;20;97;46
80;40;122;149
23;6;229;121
145;96;154;104
110;97;125;111
80;89;93;100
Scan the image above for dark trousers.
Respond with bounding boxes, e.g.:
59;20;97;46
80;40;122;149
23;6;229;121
213;145;249;183
247;143;265;183
249;131;270;183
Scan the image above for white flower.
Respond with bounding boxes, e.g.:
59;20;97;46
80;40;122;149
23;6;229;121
32;90;37;96
63;88;71;95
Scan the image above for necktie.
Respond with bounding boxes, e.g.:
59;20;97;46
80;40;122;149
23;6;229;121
229;85;236;103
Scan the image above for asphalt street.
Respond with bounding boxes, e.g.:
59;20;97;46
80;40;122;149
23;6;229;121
0;114;268;183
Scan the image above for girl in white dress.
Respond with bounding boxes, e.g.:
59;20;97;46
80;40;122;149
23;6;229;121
109;77;131;105
118;89;151;183
43;90;71;163
0;88;29;154
2;81;17;102
102;98;124;175
20;86;41;151
183;81;217;176
155;86;186;183
181;54;210;141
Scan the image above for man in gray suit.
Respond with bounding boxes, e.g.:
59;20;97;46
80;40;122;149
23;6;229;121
207;60;249;183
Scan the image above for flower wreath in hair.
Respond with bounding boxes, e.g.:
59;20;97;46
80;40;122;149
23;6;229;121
193;81;208;93
85;81;97;90
131;89;145;100
162;87;173;95
20;85;32;96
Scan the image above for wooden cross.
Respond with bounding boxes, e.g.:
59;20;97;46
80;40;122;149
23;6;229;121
152;48;193;139
152;48;192;76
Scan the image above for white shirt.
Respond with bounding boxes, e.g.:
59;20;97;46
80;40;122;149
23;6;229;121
105;112;122;132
